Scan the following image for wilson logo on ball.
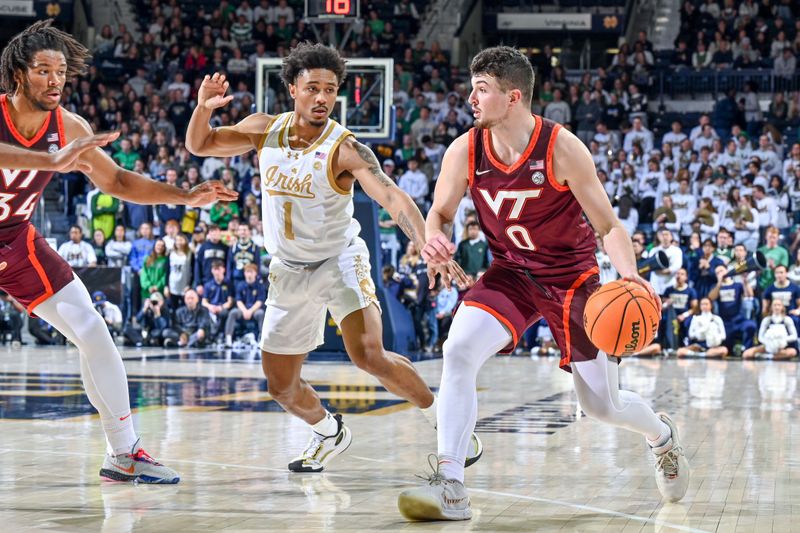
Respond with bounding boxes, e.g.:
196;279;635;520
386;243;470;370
624;321;641;353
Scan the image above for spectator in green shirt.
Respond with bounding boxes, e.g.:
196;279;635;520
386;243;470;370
112;138;141;170
210;200;240;230
454;221;491;277
140;239;169;301
759;226;790;290
91;191;120;239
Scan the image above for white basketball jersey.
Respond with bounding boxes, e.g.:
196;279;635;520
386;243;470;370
258;112;361;263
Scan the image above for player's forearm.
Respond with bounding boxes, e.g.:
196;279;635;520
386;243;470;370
387;193;426;250
107;168;189;205
185;106;215;155
425;208;454;241
602;224;638;279
0;144;57;169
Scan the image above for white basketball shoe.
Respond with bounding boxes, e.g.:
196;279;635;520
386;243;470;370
397;454;472;521
651;412;690;502
288;414;352;472
99;438;180;484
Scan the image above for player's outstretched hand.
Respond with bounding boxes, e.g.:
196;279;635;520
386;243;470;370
186;180;239;207
53;131;121;173
421;231;455;266
623;274;662;315
428;260;473;291
198;73;234;110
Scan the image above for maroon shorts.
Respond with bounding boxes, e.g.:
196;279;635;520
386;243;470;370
458;262;602;372
0;224;74;313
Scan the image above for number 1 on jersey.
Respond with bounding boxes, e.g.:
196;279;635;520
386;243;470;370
283;202;295;240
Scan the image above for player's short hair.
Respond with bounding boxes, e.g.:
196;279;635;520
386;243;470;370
0;20;91;93
280;42;346;88
470;46;534;104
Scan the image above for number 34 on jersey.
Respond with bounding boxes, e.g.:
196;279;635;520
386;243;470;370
0;169;41;223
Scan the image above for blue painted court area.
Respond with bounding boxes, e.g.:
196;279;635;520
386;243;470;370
0;370;416;420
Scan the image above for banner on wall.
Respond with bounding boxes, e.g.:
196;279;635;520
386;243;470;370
0;0;35;16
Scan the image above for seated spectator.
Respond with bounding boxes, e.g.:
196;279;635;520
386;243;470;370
758;226;790;291
90;188;120;240
676;297;729;358
92;291;123;336
397;158;429;212
140;238;168;302
0;291;24;346
543;89;570;125
744;299;798;360
224;264;266;346
105;224;132;268
92;229;108;266
202;260;234;341
426;279;458;353
163;289;211;348
58;225;97;267
210;199;239;230
709;265;757;353
133;292;170;347
228;223;260;285
29;317;65;345
194;224;229;295
623;117;654;154
454;221;490;277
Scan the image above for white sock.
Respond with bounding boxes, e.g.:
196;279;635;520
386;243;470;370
311;411;339;436
437;305;512;483
34;279;139;456
421;396;438;428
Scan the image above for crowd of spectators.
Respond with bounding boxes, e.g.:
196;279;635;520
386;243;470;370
2;0;798;358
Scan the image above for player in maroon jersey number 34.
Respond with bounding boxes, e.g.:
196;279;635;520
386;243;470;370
397;46;690;521
0;21;236;484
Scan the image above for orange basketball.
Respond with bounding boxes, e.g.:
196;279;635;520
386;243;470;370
583;279;660;356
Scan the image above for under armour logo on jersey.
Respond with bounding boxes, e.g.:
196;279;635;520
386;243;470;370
286;151;299;160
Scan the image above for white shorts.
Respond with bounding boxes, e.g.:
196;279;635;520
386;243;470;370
260;237;380;354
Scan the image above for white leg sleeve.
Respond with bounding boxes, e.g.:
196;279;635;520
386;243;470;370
33;278;138;455
571;354;669;442
437;305;512;482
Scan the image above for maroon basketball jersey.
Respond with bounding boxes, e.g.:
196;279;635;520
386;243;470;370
0;94;65;238
468;116;597;280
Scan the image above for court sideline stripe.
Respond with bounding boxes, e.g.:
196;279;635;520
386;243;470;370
0;447;709;532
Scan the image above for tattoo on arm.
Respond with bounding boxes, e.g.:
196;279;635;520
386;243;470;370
397;211;422;248
352;139;394;187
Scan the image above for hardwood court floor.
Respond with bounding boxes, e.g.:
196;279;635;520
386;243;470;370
0;345;798;532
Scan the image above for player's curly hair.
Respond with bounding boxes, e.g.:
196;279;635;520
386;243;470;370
0;20;91;94
470;46;534;105
280;42;346;88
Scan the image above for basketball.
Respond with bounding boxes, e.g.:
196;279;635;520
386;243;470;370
583;280;660;356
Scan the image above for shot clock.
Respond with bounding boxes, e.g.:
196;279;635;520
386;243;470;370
305;0;359;18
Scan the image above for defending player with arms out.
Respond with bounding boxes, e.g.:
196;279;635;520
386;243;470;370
185;42;481;473
0;21;237;484
398;46;690;521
